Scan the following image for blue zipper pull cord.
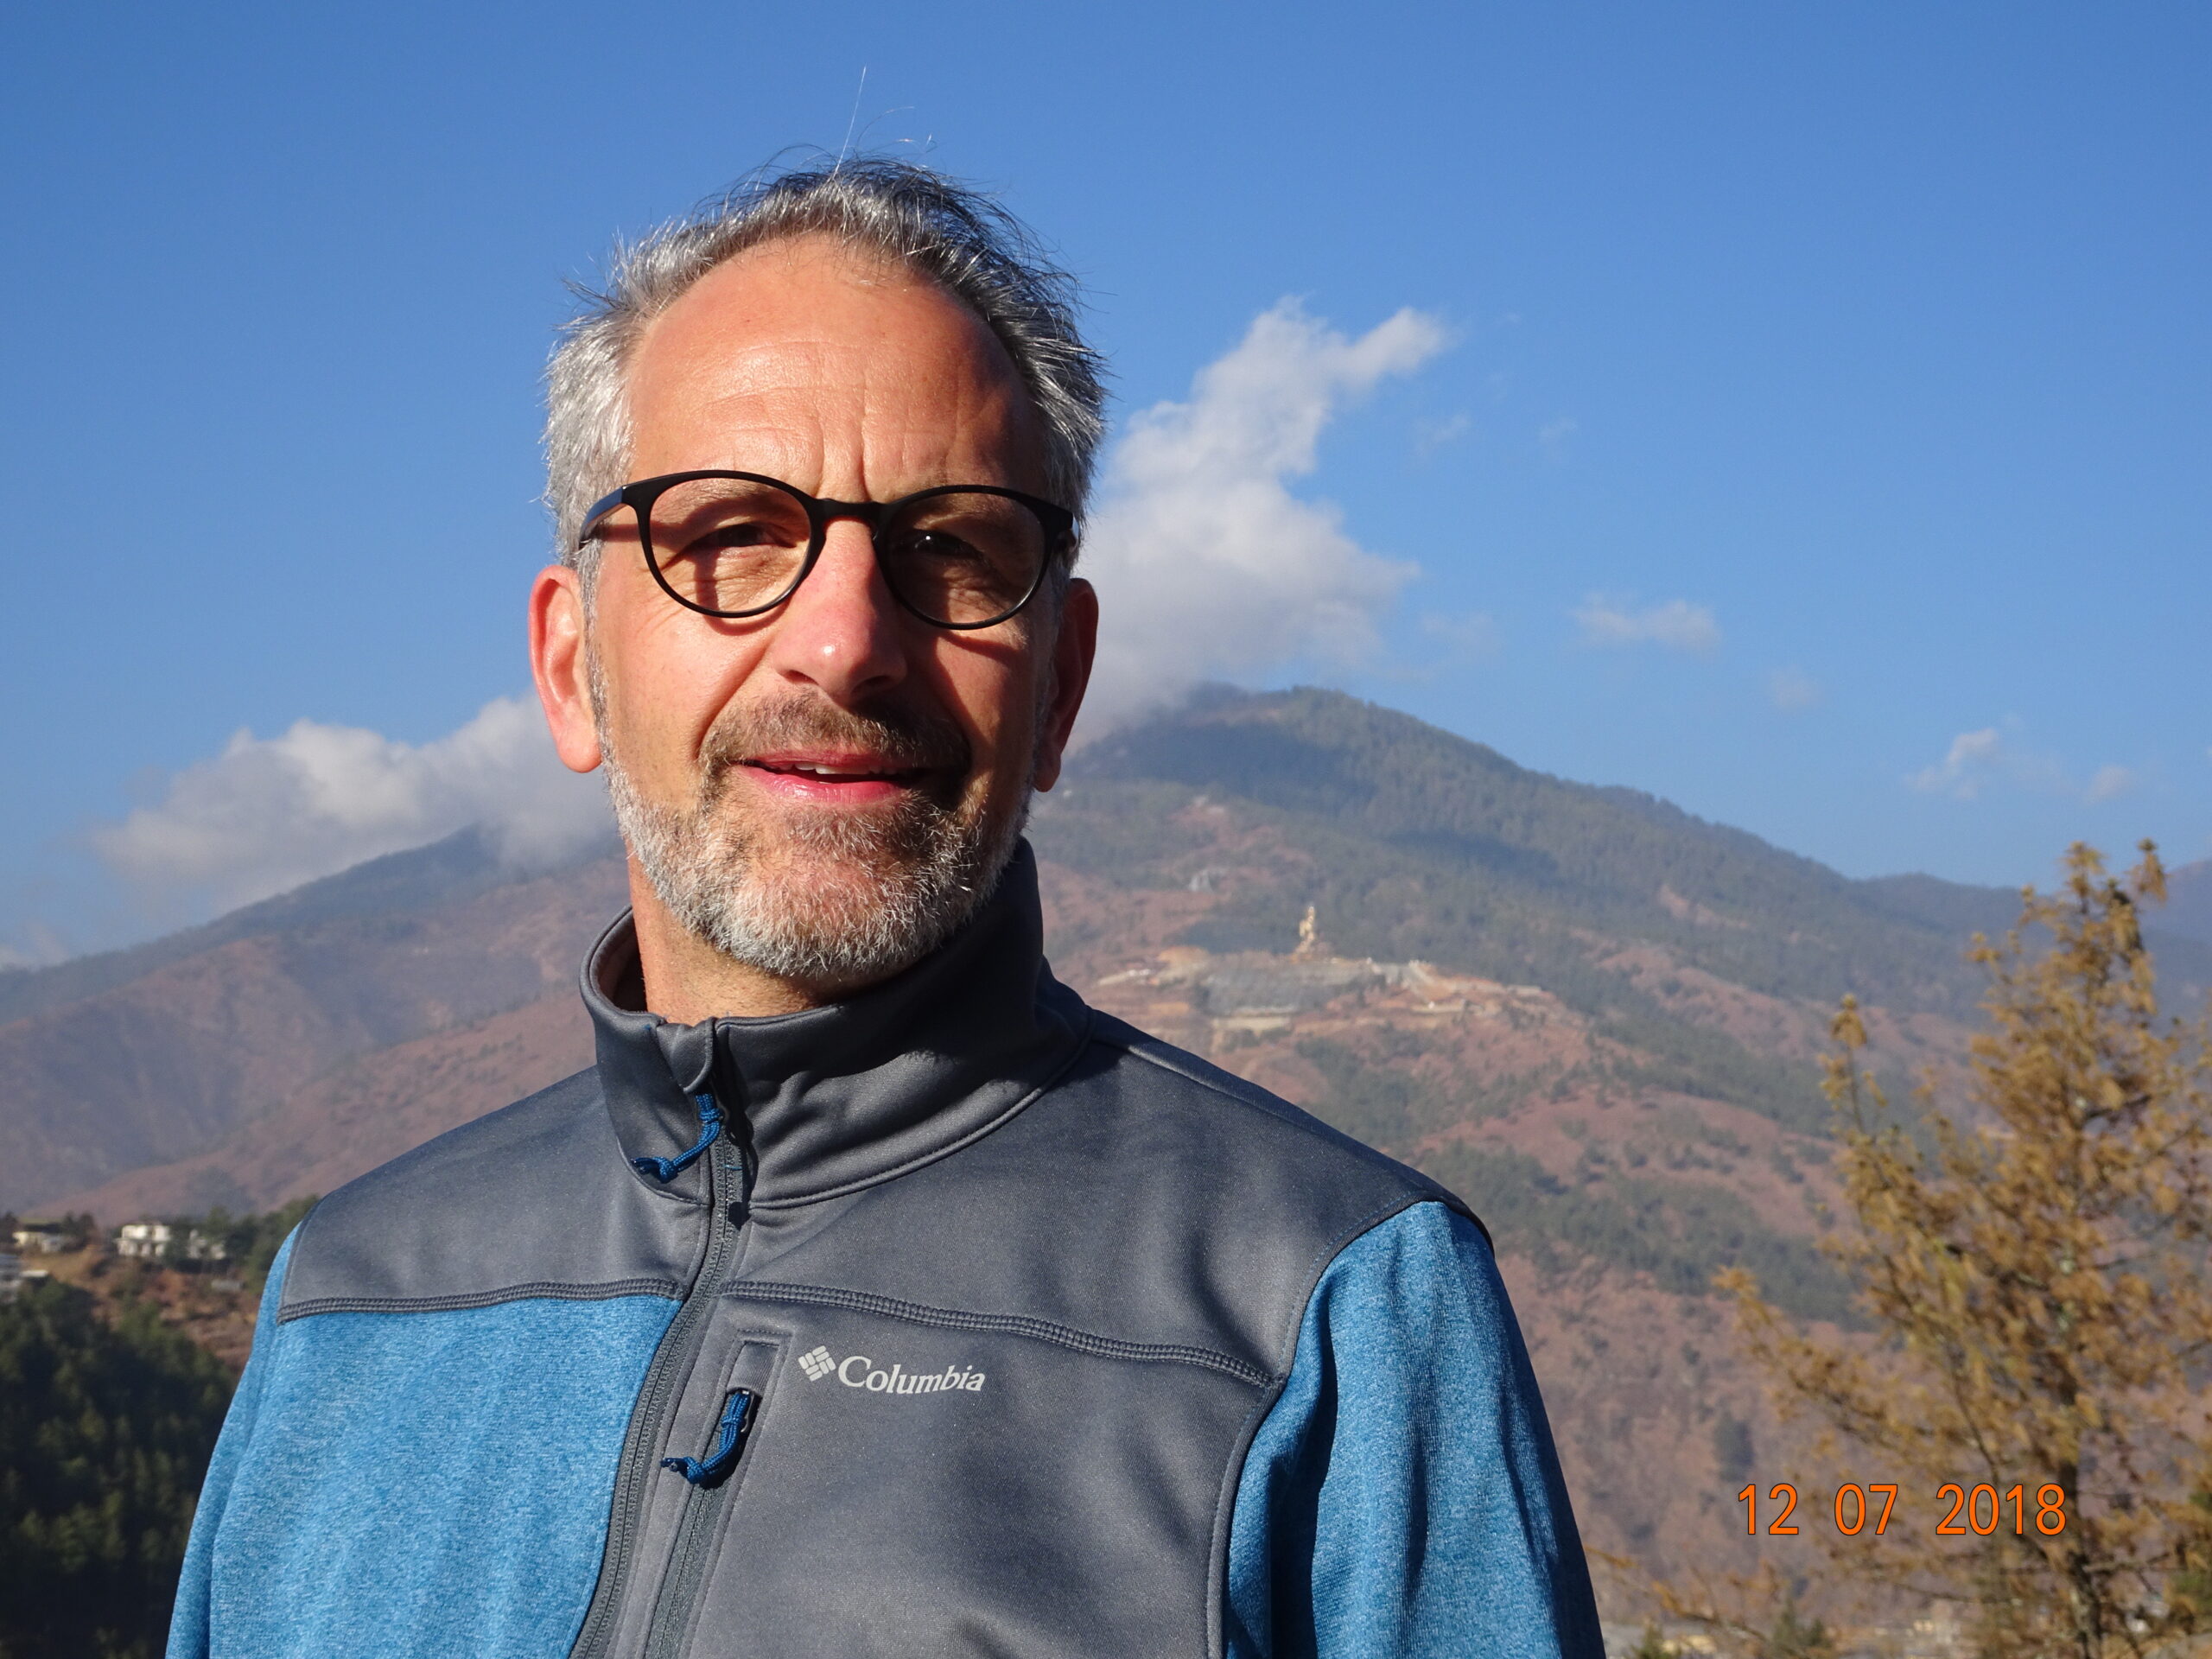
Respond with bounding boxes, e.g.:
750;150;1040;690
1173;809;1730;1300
633;1091;723;1183
663;1389;757;1486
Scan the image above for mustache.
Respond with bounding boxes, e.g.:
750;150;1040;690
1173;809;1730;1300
698;695;973;791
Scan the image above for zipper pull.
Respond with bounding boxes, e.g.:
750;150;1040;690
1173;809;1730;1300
633;1090;723;1184
662;1389;758;1486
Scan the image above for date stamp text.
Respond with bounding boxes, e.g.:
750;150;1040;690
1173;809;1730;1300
1738;1483;2069;1537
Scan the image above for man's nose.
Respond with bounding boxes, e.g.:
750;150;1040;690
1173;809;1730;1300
757;519;909;702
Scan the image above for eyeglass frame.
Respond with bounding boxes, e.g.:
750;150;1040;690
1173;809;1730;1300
575;469;1079;632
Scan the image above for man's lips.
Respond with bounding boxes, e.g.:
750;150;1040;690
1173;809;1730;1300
735;751;937;804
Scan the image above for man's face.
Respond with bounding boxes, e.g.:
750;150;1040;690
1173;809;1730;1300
536;234;1094;998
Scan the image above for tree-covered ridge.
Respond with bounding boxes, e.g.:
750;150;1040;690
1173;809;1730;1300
0;1282;233;1659
0;1198;314;1656
1054;687;2212;1014
1038;688;2212;1145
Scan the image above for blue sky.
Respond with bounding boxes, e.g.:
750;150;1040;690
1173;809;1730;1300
3;2;2207;961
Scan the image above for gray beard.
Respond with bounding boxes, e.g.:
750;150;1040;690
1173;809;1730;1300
597;690;1027;994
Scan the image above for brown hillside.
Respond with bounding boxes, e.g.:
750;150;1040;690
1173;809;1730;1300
0;856;625;1211
67;989;596;1221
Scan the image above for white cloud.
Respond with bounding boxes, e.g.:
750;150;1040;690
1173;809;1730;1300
2086;764;2136;803
91;696;610;913
1906;727;2131;804
1573;596;1723;655
1910;728;2005;799
1075;299;1450;731
1537;416;1579;461
1768;668;1823;712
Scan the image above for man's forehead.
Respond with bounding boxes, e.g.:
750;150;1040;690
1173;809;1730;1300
641;236;941;362
624;234;1045;481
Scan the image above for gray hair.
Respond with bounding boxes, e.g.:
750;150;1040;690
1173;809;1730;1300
544;157;1106;595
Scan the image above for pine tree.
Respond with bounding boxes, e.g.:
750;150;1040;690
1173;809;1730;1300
1725;842;2212;1658
0;1281;232;1658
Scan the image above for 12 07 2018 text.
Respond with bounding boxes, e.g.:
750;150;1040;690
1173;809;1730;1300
1738;1483;2069;1538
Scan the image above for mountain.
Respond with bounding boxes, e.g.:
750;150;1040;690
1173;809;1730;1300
7;685;2198;1592
0;843;625;1210
0;825;617;1029
1065;688;2212;1006
2163;857;2212;949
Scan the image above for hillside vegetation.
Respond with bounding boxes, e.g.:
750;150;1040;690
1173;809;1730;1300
0;1282;233;1658
1040;689;2211;1135
1062;689;2109;1003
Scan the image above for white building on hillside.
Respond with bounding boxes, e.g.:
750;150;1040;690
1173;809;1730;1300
116;1222;174;1259
114;1221;228;1263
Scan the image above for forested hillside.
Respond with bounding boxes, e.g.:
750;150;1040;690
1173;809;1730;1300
1059;687;2211;1011
1040;690;2212;1141
0;1282;233;1658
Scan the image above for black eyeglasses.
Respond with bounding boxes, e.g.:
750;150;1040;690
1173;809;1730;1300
577;470;1077;631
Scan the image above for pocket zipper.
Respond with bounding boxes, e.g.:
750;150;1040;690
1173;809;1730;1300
662;1389;758;1487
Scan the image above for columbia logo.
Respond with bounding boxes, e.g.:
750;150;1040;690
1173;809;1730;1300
796;1344;987;1395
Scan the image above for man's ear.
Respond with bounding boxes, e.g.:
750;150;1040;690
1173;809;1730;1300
529;563;605;774
1030;576;1097;792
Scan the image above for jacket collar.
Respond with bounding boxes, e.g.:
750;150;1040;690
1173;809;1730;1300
581;842;1088;1210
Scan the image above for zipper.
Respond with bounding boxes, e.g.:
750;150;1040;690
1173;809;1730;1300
661;1389;757;1486
570;1088;753;1659
642;1385;762;1659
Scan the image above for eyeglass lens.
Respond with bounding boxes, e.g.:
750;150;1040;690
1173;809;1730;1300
640;477;1047;626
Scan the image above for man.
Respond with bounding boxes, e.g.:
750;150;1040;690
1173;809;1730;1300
170;161;1603;1658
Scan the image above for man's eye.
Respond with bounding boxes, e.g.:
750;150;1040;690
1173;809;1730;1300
700;521;783;551
669;521;795;563
894;530;986;563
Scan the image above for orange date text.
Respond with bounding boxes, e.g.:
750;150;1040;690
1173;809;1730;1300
1737;1483;2067;1537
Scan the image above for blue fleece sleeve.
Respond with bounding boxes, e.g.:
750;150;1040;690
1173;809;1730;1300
1224;1203;1603;1659
167;1229;297;1659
